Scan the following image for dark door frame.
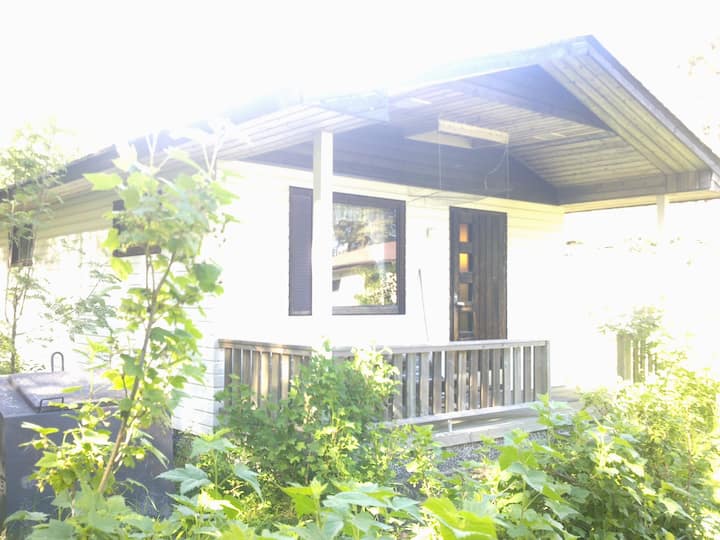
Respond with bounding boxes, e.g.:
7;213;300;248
449;207;508;341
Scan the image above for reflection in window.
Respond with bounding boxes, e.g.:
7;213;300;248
332;194;404;314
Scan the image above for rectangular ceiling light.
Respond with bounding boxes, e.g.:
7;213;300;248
406;118;509;149
437;119;509;144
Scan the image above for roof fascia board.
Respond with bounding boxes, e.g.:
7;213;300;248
582;36;720;176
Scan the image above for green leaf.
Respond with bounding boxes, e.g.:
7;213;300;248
157;464;210;495
324;490;389;510
121;186;140;210
110;257;132;280
233;463;262;499
424;497;496;539
193;262;222;292
85;172;123;191
4;509;47;524
27;519;76;540
546;499;578;520
166;148;203;172
283;480;326;518
498;445;519;470
112;142;138;172
210;181;238;204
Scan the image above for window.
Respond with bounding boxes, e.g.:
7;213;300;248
112;200;160;258
288;189;405;316
9;224;34;267
332;193;404;314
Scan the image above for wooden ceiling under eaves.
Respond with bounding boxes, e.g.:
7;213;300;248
239;38;720;212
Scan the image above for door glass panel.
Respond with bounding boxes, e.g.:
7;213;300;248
459;311;473;333
458;252;471;273
458;223;470;243
458;283;472;303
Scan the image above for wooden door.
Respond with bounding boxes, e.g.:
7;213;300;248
450;208;507;341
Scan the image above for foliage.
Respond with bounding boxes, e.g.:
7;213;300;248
0;124;66;373
600;304;665;343
443;359;720;539
48;265;121;346
12;127;236;537
219;346;400;494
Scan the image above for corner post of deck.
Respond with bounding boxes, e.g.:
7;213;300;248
312;131;334;329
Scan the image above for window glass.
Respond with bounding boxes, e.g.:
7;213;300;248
332;195;403;313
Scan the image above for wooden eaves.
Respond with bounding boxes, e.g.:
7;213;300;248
57;35;720;212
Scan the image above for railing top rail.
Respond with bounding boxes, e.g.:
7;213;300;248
218;338;549;356
218;339;313;356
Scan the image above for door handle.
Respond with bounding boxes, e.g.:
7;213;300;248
453;294;467;307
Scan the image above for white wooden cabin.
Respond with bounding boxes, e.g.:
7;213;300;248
3;35;720;434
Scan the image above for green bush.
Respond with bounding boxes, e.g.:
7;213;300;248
218;347;428;495
446;358;720;539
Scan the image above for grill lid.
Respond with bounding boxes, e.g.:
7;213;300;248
8;371;120;412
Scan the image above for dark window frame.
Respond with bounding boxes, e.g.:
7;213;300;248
288;188;406;317
9;224;34;267
112;199;161;258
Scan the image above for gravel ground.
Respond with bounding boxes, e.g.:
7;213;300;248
437;429;548;474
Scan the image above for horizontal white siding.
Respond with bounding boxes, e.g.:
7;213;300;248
0;161;567;434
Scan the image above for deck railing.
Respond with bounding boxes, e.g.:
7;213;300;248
616;334;657;383
219;339;550;422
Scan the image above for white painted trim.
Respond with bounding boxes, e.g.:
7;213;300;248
312;131;334;321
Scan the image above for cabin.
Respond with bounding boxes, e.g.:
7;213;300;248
3;35;720;435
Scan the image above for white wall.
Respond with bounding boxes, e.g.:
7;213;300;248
203;162;567;392
0;162;567;434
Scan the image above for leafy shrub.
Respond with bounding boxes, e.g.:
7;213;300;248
446;358;720;539
219;346;399;490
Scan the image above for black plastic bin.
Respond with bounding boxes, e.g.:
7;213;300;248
0;370;172;524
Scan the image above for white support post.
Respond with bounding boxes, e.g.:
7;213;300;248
656;194;669;240
312;131;334;325
655;194;669;309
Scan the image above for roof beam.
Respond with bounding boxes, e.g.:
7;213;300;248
448;79;610;132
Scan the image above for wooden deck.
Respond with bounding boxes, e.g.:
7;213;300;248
429;385;580;447
219;338;550;428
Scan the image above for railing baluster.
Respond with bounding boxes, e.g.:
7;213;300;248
432;351;442;415
280;354;290;399
392;353;404;419
457;351;467;411
480;349;489;408
512;347;522;405
445;351;456;413
534;344;548;396
469;350;479;409
419;352;430;416
406;353;417;418
523;346;533;402
270;353;280;403
260;352;270;399
502;348;512;406
251;350;261;404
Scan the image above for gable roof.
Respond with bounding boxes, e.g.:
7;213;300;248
62;35;720;211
